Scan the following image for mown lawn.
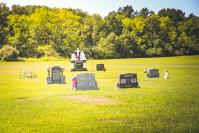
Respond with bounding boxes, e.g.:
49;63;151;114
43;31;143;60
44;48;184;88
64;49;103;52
0;56;199;132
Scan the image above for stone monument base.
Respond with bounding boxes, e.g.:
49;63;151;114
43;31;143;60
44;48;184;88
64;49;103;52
70;60;88;71
47;76;65;84
71;68;88;71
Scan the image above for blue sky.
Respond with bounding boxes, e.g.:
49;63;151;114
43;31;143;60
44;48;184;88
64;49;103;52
1;0;199;17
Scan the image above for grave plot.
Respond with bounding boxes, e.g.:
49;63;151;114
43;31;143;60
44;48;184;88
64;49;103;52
67;95;119;105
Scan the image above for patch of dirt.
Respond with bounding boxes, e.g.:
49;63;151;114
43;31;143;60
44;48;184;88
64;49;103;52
16;97;28;100
67;95;120;105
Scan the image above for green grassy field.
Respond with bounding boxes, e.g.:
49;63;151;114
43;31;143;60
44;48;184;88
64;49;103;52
0;56;199;132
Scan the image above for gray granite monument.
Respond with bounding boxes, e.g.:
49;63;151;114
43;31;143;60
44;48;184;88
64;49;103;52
47;66;65;84
76;73;98;90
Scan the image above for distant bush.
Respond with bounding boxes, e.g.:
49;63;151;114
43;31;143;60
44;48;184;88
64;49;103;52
0;45;19;61
36;45;59;57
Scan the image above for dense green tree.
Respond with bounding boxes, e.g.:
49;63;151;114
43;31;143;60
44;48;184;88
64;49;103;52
0;3;9;25
37;44;59;57
0;3;198;60
7;14;34;57
96;33;119;58
11;5;42;15
118;5;135;18
83;14;102;42
49;8;81;57
103;12;123;36
139;7;154;18
68;8;88;19
0;3;9;47
29;7;52;45
158;8;185;22
180;15;199;54
158;16;175;55
118;29;140;57
12;5;30;15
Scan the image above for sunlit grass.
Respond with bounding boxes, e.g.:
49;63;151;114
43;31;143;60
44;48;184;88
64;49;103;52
0;55;199;132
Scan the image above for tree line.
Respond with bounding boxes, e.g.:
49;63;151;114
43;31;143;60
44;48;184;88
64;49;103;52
0;3;199;60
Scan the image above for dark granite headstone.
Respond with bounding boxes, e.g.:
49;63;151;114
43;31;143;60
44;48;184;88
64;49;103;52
147;69;159;78
117;73;138;88
74;61;83;69
96;64;106;71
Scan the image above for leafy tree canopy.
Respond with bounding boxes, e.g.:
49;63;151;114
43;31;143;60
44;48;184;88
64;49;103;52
0;3;198;59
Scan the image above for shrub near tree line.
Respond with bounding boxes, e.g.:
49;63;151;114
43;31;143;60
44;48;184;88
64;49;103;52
36;45;59;58
0;45;19;61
